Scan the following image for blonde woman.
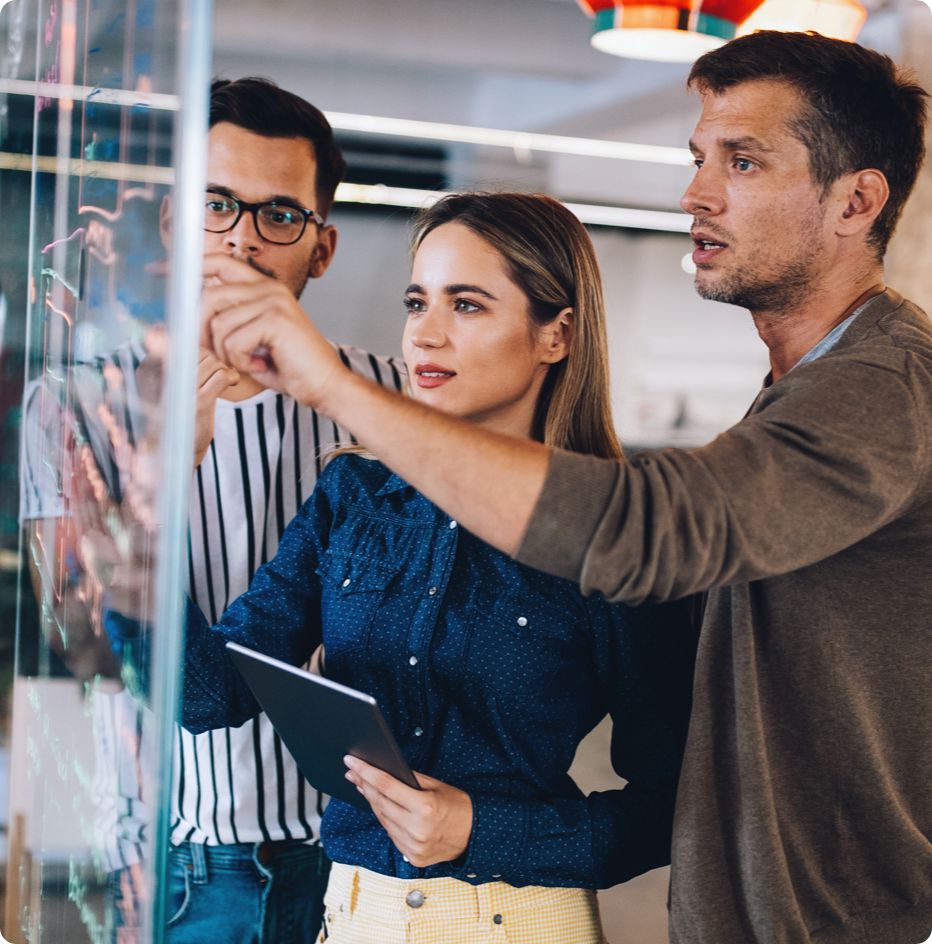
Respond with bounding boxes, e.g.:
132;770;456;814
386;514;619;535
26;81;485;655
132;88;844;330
181;193;695;943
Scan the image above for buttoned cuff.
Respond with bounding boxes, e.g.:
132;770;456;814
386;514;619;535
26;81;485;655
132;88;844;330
457;795;529;882
181;597;232;704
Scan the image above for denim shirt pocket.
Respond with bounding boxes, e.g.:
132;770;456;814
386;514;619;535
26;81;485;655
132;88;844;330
316;549;403;657
464;595;586;697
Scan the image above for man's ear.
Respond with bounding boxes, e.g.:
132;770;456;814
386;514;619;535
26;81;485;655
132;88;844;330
541;307;573;364
834;169;889;240
308;224;338;279
159;194;173;251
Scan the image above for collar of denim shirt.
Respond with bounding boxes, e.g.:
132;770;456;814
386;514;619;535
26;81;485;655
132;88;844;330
375;471;415;496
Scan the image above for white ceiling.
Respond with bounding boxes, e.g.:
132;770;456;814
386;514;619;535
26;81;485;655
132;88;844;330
212;0;696;140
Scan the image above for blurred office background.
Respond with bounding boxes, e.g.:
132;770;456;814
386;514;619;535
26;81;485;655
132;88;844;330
1;0;931;940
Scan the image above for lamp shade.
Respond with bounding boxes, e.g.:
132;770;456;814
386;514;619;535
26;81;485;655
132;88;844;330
737;0;866;41
578;0;766;62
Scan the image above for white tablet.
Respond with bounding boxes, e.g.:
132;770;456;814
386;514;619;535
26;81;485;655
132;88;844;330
225;641;419;810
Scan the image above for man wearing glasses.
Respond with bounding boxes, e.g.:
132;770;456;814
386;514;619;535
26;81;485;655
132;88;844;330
157;78;405;943
48;78;398;943
21;77;402;942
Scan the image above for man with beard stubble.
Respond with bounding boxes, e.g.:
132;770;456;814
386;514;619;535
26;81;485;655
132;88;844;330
198;32;932;944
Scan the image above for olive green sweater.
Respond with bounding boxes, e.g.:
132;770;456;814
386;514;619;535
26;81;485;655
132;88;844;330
519;290;932;944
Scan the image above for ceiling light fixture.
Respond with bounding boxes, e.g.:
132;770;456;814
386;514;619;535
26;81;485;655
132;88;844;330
737;0;866;41
334;183;691;234
577;0;765;62
0;77;179;110
324;112;691;167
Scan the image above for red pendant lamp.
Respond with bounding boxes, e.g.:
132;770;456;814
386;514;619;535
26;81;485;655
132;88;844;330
578;0;767;62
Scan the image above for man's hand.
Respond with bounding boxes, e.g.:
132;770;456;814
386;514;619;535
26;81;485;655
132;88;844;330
344;755;473;868
193;348;240;467
200;254;347;409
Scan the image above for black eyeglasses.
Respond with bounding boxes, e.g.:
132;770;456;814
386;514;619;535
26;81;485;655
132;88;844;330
204;190;326;245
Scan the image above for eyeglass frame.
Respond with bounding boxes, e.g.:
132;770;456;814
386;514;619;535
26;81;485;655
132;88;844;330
203;189;327;245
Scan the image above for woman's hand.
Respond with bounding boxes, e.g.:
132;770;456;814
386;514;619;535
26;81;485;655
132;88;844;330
344;756;474;868
200;253;348;410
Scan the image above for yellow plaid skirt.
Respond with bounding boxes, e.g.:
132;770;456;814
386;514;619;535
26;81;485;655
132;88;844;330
316;863;607;944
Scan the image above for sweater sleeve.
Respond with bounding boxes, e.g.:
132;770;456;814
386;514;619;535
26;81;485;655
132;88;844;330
181;471;334;733
455;597;697;889
518;353;928;604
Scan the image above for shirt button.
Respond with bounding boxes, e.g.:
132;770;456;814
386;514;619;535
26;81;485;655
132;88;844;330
428;586;438;596
516;616;528;627
342;578;351;588
414;726;424;737
449;520;457;529
493;914;503;925
466;872;477;879
405;889;425;909
491;873;502;879
408;655;418;667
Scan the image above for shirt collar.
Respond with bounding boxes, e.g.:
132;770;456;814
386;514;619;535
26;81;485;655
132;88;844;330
791;309;861;371
790;288;888;372
375;472;414;497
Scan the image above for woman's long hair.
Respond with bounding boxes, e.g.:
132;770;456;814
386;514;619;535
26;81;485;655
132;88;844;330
411;192;622;459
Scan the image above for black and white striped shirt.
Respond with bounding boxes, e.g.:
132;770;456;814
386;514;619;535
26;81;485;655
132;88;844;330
173;346;405;846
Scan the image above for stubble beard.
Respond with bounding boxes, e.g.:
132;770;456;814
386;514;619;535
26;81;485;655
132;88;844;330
695;258;815;314
693;206;826;315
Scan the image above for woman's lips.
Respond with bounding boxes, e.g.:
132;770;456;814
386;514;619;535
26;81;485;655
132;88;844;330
414;363;456;389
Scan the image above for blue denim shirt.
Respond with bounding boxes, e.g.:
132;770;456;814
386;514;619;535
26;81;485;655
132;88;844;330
181;455;696;889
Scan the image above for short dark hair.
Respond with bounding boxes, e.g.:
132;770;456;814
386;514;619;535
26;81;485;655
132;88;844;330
209;77;347;217
688;31;928;257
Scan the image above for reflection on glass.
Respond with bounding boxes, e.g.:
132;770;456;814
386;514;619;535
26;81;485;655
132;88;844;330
9;0;199;941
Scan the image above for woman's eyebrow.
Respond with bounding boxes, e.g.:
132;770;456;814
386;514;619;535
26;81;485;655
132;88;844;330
446;283;498;300
405;283;499;301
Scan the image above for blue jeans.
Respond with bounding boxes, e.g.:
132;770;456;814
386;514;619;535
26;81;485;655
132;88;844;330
165;840;331;944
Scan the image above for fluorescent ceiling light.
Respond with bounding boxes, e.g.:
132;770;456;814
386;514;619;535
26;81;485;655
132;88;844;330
325;112;692;167
0;77;179;110
0;150;174;184
335;182;690;233
0;82;688;167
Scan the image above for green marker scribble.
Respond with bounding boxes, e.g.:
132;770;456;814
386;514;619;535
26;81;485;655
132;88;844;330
25;735;41;776
68;858;108;943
